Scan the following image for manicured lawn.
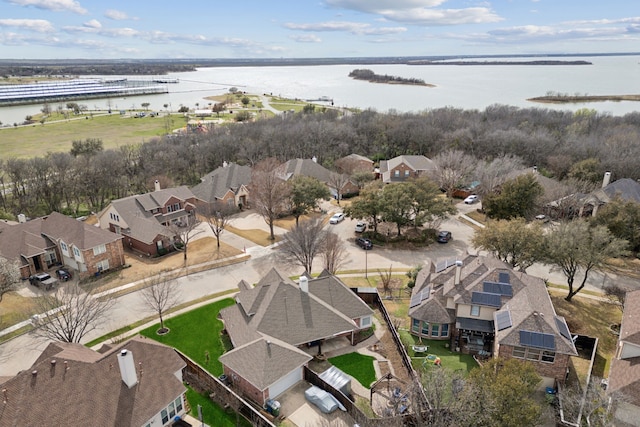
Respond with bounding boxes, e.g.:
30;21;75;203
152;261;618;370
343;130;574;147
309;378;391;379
225;225;280;246
139;298;235;376
328;353;377;388
185;385;252;427
400;330;478;374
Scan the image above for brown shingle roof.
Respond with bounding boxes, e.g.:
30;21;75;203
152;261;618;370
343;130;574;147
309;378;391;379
608;290;640;406
307;273;373;320
40;211;122;250
191;162;252;203
0;336;185;427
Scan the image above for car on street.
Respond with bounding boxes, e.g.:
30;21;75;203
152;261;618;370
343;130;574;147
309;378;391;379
355;237;373;250
329;213;345;224
464;195;479;204
354;221;367;233
56;268;72;281
437;231;452;243
29;273;58;290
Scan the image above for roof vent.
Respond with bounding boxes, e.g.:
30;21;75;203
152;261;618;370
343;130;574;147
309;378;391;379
31;370;37;376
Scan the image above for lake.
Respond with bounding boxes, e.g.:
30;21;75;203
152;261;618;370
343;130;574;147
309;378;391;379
1;54;639;125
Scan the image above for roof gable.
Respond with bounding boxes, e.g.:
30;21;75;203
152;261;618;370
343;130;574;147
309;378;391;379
192;163;252;203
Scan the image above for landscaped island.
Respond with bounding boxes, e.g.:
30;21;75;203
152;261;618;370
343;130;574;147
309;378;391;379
528;94;640;104
349;69;435;87
407;60;592;66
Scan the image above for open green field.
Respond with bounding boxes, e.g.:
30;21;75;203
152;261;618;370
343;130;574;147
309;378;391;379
0;112;188;159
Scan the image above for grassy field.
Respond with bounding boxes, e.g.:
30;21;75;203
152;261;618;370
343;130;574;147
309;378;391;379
0;112;188;159
328;353;377;388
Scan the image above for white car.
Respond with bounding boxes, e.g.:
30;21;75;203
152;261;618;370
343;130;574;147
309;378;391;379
354;221;366;233
464;195;479;204
329;213;345;224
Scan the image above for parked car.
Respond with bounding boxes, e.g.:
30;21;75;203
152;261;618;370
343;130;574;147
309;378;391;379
354;221;367;233
304;386;346;414
29;273;58;290
356;237;373;250
329;213;345;224
437;230;452;243
56;268;72;281
464;195;479;204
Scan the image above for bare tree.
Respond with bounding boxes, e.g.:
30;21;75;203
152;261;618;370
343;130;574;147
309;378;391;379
431;149;477;198
475;154;524;198
278;217;327;274
139;274;181;334
168;213;204;263
321;231;347;274
250;158;291;240
377;264;396;297
559;376;622;427
0;257;20;304
200;202;236;248
327;172;350;205
32;283;115;343
603;282;628;312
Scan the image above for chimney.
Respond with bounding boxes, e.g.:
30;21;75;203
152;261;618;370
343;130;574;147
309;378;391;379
223;160;228;168
532;165;538;174
602;171;611;188
17;213;26;223
312;156;317;163
154;180;161;192
454;260;463;286
299;276;309;293
117;349;138;388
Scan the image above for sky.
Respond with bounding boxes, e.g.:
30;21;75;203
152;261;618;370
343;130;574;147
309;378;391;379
0;0;639;59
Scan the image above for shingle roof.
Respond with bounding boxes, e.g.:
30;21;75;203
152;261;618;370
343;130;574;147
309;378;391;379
279;158;333;183
379;155;436;174
0;336;185;427
40;212;122;250
219;337;311;391
191;163;252;203
608;291;640;406
307;273;373;319
598;178;640;204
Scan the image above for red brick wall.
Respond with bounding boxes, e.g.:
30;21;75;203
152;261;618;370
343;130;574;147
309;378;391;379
222;366;267;405
498;344;570;383
79;239;125;279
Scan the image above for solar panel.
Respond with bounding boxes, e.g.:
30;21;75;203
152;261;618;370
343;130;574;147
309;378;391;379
498;272;511;284
471;291;502;307
555;316;572;340
520;330;555;350
496;311;512;331
409;292;422;308
483;281;513;297
420;286;431;303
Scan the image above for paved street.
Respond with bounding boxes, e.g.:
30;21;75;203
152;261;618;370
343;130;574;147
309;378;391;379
1;200;638;377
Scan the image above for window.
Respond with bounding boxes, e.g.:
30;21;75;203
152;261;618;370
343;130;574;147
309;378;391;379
73;247;81;258
109;212;119;222
471;305;480;316
60;242;68;252
421;321;429;335
542;351;556;363
412;318;420;333
512;346;526;358
361;316;371;327
168;401;176;419
441;324;449;337
394;170;400;177
431;324;439;337
97;259;109;272
93;244;106;255
512;346;555;363
161;409;169;424
404;170;410;177
175;396;183;413
526;348;541;361
167;202;181;213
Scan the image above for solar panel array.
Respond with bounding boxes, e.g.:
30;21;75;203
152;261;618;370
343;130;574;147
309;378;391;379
498;272;511;284
495;310;513;331
409;286;431;308
483;281;513;297
435;258;458;273
471;291;502;307
555;316;572;340
520;330;556;350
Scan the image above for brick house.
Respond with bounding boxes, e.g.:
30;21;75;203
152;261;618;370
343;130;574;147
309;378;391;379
0;212;124;280
379;155;436;183
408;255;577;387
0;336;187;427
335;153;374;174
191;161;251;210
219;268;373;405
97;183;200;257
279;158;360;199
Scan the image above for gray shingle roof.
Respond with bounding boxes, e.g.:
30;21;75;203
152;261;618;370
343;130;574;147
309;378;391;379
191;162;252;203
279;158;333;183
307;273;373;319
379;155;436;174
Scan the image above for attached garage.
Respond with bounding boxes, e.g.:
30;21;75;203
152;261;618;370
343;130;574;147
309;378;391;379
269;367;303;399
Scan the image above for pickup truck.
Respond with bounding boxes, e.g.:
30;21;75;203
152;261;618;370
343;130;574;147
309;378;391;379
29;273;58;290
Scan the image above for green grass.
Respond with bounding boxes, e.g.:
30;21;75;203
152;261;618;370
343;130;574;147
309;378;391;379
139;298;235;376
185;385;252;427
400;330;478;374
328;353;377;388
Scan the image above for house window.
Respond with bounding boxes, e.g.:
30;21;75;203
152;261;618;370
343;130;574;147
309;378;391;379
97;259;109;272
404;170;410;177
542;351;556;363
93;244;106;256
361;316;371;327
175;396;183;413
441;324;449;337
73;247;81;258
161;409;169;424
431;324;439;337
109;212;119;222
168;401;176;419
412;318;420;333
394;170;400;177
512;346;526;359
471;305;480;316
45;250;57;266
421;321;429;335
167;203;181;213
526;348;541;361
60;242;68;252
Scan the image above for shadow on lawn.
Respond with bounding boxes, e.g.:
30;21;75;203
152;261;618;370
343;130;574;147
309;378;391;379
403;333;478;373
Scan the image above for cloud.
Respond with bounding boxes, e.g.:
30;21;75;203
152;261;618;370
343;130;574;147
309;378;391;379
0;18;54;32
83;19;101;29
290;34;322;43
7;0;87;14
104;9;135;21
284;21;406;35
324;0;446;13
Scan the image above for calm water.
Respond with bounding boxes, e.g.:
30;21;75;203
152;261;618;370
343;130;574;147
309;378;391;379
1;55;639;125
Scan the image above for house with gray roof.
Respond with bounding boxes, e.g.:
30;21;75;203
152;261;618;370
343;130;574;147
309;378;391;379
379;155;436;183
409;255;577;386
0;336;186;427
191;162;252;210
219;268;373;404
279;158;359;198
607;289;640;426
97;183;200;257
0;211;124;280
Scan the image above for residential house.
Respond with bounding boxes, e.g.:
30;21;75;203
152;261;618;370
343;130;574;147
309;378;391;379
379;155;436;183
97;183;200;257
279;158;359;198
191;161;251;210
219;268;373;404
408;255;577;386
0;211;124;280
579;175;640;217
607;289;640;426
335;153;374;174
0;336;187;427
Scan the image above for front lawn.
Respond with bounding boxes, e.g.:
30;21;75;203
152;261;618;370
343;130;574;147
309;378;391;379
140;298;235;376
399;330;478;374
328;353;377;388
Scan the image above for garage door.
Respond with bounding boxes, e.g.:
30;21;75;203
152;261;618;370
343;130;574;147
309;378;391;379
269;368;303;399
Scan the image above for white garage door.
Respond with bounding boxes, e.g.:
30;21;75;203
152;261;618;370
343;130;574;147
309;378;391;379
269;368;303;399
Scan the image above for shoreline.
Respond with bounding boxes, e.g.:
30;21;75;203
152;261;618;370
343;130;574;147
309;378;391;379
528;94;640;104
